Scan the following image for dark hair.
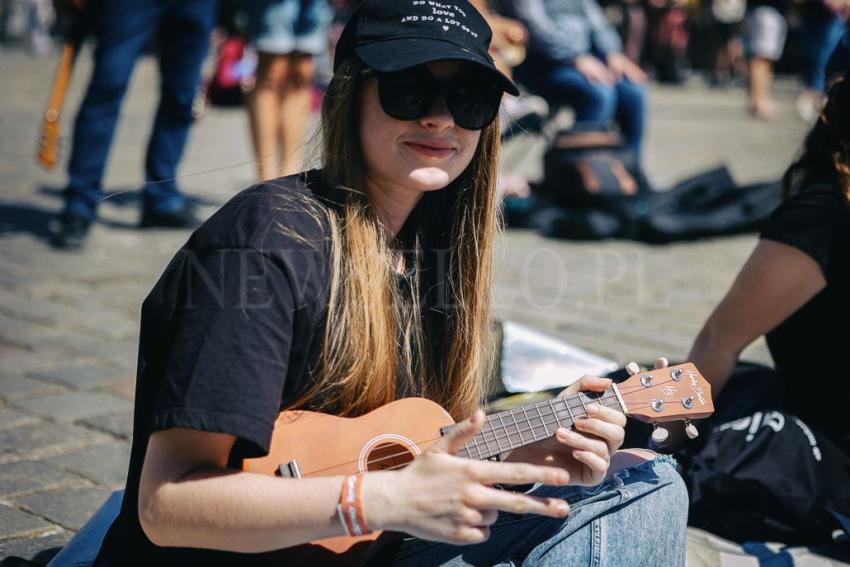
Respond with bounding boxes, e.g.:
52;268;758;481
782;74;850;200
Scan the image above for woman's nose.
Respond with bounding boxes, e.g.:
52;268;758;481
419;94;455;130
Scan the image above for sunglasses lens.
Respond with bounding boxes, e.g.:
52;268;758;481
444;81;502;130
378;71;434;121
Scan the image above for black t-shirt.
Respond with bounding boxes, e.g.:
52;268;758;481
95;170;364;565
760;184;850;452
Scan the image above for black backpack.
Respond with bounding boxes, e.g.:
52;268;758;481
537;124;652;211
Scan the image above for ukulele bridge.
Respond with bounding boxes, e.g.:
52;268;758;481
276;460;303;479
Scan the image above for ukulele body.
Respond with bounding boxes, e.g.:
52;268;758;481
241;397;455;556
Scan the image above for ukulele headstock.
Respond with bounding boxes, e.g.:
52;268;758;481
617;362;713;423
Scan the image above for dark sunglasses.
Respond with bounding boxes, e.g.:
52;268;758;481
362;66;503;130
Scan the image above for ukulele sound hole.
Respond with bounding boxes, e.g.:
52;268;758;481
366;442;415;471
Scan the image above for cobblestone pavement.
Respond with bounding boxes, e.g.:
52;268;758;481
0;45;809;564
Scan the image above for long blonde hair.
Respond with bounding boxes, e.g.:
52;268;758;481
288;57;502;420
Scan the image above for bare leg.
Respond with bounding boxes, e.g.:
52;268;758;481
749;56;776;119
278;52;314;176
606;448;659;478
247;52;289;181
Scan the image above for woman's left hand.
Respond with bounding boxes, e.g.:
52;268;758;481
504;358;667;486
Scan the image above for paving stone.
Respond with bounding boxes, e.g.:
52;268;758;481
105;379;136;402
79;411;133;440
0;353;73;380
47;442;130;488
11;392;132;422
0;504;54;541
28;364;131;391
0;461;84;498
0;530;72;564
0;313;52;340
0;376;65;402
77;318;140;342
0;422;111;462
0;408;39;431
15;486;110;531
0;290;78;326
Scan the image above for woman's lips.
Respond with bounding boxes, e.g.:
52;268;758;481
404;141;455;159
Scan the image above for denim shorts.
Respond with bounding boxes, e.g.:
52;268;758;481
381;455;688;566
245;0;331;55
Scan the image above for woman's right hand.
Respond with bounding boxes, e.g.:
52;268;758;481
361;410;572;545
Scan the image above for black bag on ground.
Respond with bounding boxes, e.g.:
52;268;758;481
642;167;781;243
538;124;652;211
529;160;781;242
682;409;850;545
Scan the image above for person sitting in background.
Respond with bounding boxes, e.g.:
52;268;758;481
505;0;649;156
689;42;850;456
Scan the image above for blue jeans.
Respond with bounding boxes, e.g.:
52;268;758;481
48;457;686;566
516;56;647;156
47;490;123;567
64;0;216;220
385;456;687;566
800;5;845;93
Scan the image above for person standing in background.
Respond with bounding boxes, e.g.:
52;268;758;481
50;0;218;250
743;0;787;119
796;0;848;121
245;0;331;180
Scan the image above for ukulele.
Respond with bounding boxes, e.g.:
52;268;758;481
242;362;713;562
36;0;87;170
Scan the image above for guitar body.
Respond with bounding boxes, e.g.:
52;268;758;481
241;397;455;557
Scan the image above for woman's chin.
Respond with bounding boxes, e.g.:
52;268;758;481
408;167;454;191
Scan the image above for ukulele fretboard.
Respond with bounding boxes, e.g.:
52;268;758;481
449;387;626;460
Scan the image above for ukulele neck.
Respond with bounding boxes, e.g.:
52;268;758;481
449;387;626;461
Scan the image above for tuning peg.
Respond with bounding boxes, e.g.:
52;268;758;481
651;424;669;445
625;362;641;375
684;420;699;440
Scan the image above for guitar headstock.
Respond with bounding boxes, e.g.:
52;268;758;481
617;362;713;423
37;117;60;171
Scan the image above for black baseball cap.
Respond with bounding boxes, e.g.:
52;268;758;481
334;0;519;96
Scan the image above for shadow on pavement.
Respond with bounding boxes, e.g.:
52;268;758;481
0;202;57;242
1;546;62;566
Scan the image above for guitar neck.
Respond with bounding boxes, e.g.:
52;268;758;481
451;387;626;461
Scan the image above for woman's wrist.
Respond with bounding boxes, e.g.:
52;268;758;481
358;470;397;532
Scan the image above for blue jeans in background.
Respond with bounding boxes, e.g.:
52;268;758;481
800;5;845;93
64;0;216;221
516;56;647;156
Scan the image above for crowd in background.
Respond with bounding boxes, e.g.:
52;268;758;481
0;0;846;248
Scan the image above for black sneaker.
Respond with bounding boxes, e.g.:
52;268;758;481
139;204;202;229
49;211;92;250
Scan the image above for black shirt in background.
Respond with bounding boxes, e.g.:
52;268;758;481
96;171;343;565
760;185;850;453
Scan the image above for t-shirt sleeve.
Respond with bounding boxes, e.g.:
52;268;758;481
760;189;838;276
151;247;296;457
